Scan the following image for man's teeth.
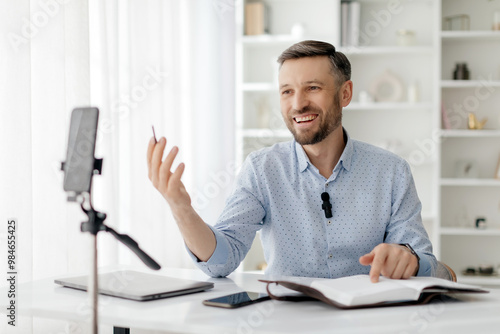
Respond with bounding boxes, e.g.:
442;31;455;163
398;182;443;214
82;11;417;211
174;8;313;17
295;115;317;123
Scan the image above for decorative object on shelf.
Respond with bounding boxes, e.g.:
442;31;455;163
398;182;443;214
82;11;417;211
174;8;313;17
475;217;487;229
441;103;452;130
443;14;470;31
257;261;268;271
407;81;419;103
245;2;268;35
340;0;360;47
290;23;305;38
495;154;500;180
467;112;488;130
479;264;495;275
453;63;470;80
493;10;500;31
396;29;416;46
358;90;373;104
462;265;498;277
455;160;479;178
369;70;404;102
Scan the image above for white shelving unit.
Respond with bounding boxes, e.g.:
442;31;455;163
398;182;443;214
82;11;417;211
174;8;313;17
441;80;500;88
236;0;440;271
236;0;500;283
436;0;500;287
346;102;433;111
441;30;500;40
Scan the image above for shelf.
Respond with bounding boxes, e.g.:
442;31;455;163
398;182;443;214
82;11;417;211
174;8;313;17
441;30;500;41
440;178;500;187
440;129;500;138
346;102;432;111
242;83;277;92
441;80;500;88
242;129;292;138
355;0;433;3
339;46;434;56
241;34;302;46
456;275;500;287
440;227;500;236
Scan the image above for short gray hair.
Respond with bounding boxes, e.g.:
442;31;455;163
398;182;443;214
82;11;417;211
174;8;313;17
277;40;351;85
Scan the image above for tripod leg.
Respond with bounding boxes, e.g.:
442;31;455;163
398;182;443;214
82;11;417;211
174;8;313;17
89;234;98;334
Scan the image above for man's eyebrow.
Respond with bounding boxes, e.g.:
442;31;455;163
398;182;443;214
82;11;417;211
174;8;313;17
304;80;325;85
280;80;326;89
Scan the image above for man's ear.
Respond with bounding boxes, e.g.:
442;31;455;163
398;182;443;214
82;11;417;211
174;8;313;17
340;80;353;108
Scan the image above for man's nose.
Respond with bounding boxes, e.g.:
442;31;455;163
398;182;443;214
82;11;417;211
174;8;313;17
292;91;309;111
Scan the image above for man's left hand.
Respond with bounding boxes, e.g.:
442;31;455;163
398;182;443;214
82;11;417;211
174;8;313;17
359;243;419;283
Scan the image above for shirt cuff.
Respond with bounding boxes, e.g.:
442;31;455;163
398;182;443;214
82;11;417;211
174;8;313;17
415;252;432;276
186;224;230;265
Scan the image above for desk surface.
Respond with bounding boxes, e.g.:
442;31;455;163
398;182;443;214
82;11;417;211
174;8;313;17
1;267;500;334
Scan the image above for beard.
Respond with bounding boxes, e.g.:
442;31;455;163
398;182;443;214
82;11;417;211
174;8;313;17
283;94;342;146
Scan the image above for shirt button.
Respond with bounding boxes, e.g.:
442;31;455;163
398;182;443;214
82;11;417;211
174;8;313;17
327;220;332;225
328;254;333;259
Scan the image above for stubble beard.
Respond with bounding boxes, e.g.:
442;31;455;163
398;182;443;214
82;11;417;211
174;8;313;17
284;95;342;146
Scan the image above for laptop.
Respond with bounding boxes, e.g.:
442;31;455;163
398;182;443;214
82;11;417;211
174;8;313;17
54;270;214;301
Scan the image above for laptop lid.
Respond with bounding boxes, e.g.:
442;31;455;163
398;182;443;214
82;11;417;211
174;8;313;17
54;270;214;301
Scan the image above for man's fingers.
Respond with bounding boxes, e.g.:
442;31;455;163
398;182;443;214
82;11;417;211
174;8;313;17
147;137;156;179
402;262;416;279
400;249;418;279
159;145;178;174
389;259;407;279
158;146;179;189
169;162;185;191
151;137;166;185
369;251;388;283
359;253;374;266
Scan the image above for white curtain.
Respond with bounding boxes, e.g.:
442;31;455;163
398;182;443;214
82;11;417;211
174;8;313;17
1;0;234;332
88;0;236;269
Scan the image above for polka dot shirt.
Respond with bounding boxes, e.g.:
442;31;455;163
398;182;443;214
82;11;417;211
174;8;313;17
189;129;436;278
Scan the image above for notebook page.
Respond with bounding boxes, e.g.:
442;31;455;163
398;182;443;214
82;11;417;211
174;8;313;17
310;275;420;306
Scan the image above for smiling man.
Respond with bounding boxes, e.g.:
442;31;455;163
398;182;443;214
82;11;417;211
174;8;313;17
147;40;437;281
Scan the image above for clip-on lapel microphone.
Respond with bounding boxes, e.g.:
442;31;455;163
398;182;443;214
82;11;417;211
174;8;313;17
321;192;333;218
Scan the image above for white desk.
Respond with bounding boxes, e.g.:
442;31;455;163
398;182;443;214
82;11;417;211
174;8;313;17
1;267;500;334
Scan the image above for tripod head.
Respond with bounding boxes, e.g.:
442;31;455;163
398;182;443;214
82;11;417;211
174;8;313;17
61;107;160;271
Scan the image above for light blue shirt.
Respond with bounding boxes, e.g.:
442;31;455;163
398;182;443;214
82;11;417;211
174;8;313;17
190;130;437;278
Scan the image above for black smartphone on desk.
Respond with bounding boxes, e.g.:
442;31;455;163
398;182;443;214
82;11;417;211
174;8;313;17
203;291;270;309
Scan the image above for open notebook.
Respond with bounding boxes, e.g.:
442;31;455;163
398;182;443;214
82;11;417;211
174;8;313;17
55;270;214;301
260;274;488;309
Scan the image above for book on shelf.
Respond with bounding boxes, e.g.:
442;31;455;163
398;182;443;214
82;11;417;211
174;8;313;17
260;274;487;309
495;155;500;180
341;1;360;47
245;2;268;36
441;103;451;130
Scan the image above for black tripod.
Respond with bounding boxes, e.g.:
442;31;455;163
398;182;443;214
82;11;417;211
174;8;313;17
61;107;160;334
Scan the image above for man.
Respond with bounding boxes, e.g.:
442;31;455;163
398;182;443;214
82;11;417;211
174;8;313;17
147;40;436;282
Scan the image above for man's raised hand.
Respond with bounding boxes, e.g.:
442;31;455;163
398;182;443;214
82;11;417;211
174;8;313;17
147;136;190;210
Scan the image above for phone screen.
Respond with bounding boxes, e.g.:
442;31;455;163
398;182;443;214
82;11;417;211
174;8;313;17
203;291;270;308
63;108;99;193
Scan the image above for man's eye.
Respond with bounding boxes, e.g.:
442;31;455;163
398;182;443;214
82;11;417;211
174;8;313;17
281;90;291;95
309;86;319;91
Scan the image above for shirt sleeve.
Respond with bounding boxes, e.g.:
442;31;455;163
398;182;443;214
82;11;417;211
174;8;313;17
384;159;437;277
187;154;266;277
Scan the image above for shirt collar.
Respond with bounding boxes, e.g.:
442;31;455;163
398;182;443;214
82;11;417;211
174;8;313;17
295;127;354;173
